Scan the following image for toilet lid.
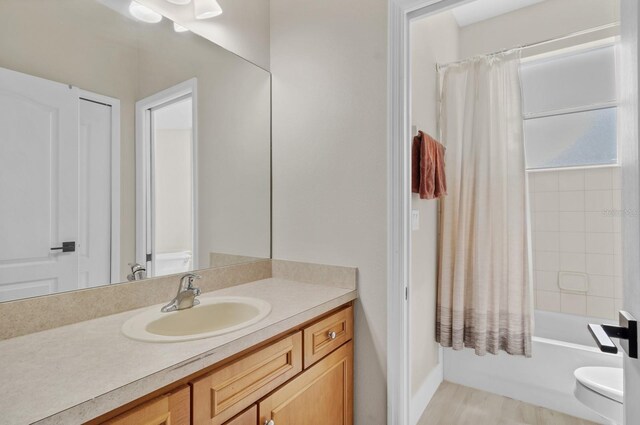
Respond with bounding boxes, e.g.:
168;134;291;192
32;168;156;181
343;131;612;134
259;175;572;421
574;367;623;403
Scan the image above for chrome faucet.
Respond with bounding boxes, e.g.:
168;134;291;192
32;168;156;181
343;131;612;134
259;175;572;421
127;263;147;281
161;273;202;313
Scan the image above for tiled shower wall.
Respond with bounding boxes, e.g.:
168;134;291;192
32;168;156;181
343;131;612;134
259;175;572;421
528;166;622;320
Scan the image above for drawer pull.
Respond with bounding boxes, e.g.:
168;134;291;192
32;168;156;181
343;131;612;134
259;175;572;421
328;331;337;340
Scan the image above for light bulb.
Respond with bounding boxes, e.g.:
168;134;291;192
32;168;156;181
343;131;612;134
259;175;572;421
194;0;222;19
166;0;191;4
173;22;189;32
129;1;162;23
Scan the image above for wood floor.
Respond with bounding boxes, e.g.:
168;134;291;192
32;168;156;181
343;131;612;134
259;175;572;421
417;381;600;425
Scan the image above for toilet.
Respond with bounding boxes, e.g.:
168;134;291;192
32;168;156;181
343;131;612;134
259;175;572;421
574;367;623;425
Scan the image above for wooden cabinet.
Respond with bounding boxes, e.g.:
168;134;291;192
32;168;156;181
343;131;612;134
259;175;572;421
102;386;190;425
192;332;302;425
223;406;257;425
259;341;353;425
90;304;353;425
303;305;353;368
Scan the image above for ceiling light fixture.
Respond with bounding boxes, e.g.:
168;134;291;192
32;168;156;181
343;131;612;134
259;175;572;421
173;22;189;32
128;1;162;23
194;0;222;19
166;0;191;4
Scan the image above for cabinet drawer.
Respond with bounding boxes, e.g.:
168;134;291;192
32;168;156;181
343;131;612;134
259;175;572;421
192;332;302;425
303;306;353;368
102;386;190;425
223;406;257;425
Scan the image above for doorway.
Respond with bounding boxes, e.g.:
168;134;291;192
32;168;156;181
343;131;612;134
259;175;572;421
0;66;120;301
136;79;197;278
388;0;640;424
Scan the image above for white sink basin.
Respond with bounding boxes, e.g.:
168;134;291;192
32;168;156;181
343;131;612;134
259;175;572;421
122;296;271;342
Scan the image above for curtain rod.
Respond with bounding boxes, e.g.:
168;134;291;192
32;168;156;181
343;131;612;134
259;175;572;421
436;22;620;71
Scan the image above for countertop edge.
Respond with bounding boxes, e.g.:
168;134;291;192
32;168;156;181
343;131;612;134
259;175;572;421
34;289;358;425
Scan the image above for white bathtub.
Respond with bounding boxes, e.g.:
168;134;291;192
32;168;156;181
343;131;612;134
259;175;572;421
443;310;622;423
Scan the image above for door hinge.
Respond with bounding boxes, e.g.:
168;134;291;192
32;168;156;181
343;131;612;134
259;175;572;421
146;253;152;262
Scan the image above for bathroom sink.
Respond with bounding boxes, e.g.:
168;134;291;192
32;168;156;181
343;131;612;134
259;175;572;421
121;296;271;342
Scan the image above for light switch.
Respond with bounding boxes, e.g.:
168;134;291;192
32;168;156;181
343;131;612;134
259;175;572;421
412;210;420;231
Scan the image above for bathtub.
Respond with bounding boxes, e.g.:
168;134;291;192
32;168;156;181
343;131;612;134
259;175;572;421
443;310;622;423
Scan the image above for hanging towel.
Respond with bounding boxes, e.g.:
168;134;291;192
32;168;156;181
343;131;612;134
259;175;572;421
411;131;447;199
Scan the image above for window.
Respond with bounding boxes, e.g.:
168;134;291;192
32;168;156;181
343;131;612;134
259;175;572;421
520;43;618;169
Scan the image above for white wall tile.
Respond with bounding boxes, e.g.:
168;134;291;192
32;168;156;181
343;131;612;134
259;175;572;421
615;299;623;315
560;252;586;272
527;173;536;193
585;190;613;212
614;277;623;299
536;231;559;251
585;168;612;190
587;275;614;297
534;192;559;212
561;292;587;315
559;212;585;232
586;254;615;276
612;190;622;210
537;290;561;312
535;171;559;192
614;254;623;277
558;191;585;212
585;212;613;233
614;233;621;255
586;296;616;319
585;233;614;254
559;232;585;253
536;212;559;232
611;167;621;190
558;169;584;191
536;251;560;272
536;271;559;292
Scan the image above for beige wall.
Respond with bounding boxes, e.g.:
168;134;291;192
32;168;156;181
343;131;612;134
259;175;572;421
139;0;271;70
409;11;459;398
270;0;388;422
459;0;619;58
0;0;270;281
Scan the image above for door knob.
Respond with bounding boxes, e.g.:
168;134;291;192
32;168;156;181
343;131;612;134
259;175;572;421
264;420;275;425
588;311;637;358
50;241;76;253
328;331;337;340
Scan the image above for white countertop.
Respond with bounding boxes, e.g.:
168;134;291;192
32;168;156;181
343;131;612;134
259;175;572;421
0;278;356;425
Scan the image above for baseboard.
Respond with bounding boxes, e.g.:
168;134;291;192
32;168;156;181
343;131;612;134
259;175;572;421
410;361;444;425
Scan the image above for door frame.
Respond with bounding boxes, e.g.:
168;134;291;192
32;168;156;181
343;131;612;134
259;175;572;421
135;78;198;276
77;89;121;284
387;1;639;424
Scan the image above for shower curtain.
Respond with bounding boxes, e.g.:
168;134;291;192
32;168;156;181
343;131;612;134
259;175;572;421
436;52;532;357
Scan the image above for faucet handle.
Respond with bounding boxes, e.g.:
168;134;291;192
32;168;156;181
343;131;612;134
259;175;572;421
180;273;201;289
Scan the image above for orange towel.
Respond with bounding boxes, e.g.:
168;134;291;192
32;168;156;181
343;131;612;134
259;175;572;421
411;131;447;199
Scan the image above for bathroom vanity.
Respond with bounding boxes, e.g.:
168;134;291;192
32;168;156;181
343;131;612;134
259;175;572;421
0;261;357;425
92;305;353;425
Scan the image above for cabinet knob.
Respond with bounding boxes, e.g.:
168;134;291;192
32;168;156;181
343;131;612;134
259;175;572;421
328;331;337;340
265;420;275;425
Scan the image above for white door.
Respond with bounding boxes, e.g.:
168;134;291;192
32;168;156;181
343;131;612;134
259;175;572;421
0;67;79;301
78;98;112;288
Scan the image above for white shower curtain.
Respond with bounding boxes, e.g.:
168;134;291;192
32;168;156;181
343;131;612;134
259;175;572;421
436;52;532;357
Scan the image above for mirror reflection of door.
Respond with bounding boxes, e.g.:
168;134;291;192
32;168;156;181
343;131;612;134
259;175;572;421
143;91;196;278
0;67;119;301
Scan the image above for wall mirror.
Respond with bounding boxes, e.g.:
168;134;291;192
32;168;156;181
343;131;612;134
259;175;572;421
0;0;271;302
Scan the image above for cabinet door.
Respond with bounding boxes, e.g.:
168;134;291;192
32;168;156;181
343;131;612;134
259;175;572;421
102;386;190;425
192;332;303;425
224;406;257;425
258;341;353;425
